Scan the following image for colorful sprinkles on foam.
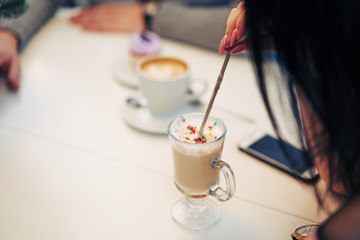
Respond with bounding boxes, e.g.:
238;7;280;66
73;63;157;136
176;115;219;144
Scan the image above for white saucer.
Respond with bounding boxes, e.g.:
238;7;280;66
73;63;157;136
122;98;205;135
112;57;139;89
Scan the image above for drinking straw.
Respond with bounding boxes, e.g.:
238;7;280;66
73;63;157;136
198;39;245;137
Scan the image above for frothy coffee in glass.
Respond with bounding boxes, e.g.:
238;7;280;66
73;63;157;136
168;112;235;230
140;57;188;80
172;145;221;194
169;114;225;195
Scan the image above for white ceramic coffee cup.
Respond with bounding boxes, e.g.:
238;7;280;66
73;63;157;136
135;55;207;116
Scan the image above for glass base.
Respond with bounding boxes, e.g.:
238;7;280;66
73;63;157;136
171;196;221;231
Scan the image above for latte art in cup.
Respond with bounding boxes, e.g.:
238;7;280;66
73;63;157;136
136;56;207;116
140;57;188;80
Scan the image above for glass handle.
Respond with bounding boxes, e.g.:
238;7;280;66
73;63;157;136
210;157;236;202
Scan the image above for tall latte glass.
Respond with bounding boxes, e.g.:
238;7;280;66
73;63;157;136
168;112;235;230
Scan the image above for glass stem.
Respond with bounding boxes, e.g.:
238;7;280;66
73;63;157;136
185;196;207;213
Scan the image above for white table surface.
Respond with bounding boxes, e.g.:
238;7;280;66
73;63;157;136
0;8;334;240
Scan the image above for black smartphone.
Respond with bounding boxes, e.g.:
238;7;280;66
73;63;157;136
237;132;319;184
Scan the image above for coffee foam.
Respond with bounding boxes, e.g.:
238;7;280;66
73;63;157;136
171;122;224;156
141;58;187;80
174;126;222;143
172;115;222;141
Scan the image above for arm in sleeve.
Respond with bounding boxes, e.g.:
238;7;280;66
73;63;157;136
152;1;232;52
0;0;65;51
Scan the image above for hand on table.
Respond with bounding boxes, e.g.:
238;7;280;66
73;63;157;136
69;3;145;32
0;31;20;90
219;2;246;55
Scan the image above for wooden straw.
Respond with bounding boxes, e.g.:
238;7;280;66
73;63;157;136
198;52;231;136
198;39;244;136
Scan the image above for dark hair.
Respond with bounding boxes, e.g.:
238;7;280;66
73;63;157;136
244;0;360;204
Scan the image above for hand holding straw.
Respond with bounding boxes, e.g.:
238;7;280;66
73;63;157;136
198;39;245;137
